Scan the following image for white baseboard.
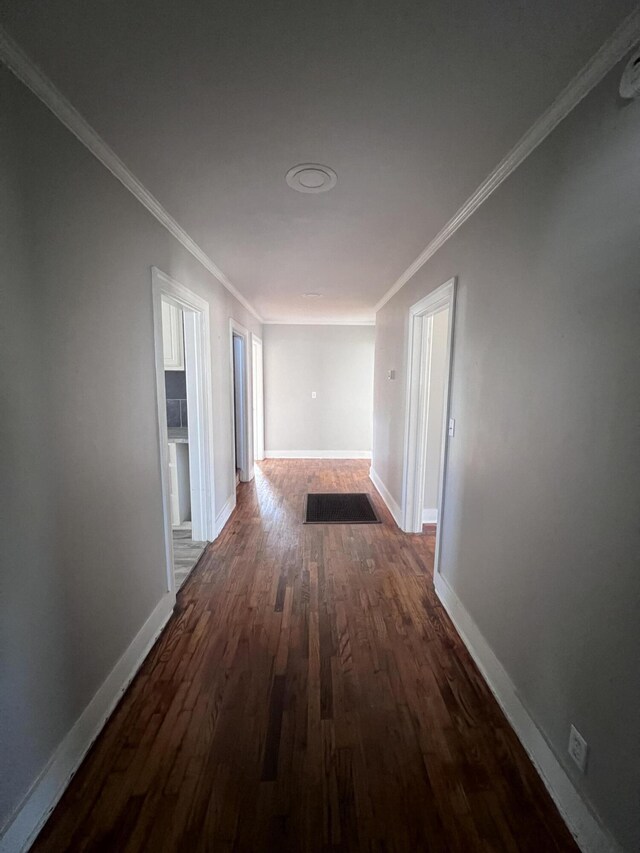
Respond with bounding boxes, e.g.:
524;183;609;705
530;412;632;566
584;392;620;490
422;508;438;524
265;450;372;459
368;467;403;528
215;491;236;536
0;592;175;853
433;573;621;853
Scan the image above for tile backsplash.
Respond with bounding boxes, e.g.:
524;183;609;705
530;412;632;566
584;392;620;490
165;371;187;428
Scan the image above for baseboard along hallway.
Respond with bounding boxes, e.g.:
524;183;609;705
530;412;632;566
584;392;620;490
31;460;578;852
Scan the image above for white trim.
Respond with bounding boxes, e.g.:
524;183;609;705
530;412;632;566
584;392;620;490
433;574;622;853
152;268;216;584
182;307;214;542
373;7;640;314
152;279;178;591
251;335;265;462
215;491;237;536
2;12;639;326
422;508;438;524
401;279;456;554
265;450;372;459
0;27;263;324
262;319;375;326
0;592;175;853
230;319;254;482
368;467;402;528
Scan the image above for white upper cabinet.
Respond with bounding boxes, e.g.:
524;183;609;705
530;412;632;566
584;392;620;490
162;300;184;370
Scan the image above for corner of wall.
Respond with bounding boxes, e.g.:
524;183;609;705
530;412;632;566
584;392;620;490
369;467;403;528
215;491;236;536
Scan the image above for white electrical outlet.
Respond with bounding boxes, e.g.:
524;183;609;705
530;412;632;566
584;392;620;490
568;725;588;773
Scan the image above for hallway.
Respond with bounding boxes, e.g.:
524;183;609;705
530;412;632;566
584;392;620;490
33;461;577;852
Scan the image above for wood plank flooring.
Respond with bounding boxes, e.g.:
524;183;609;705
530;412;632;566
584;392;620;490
33;460;578;852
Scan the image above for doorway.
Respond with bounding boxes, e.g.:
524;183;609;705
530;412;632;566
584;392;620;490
152;267;216;594
401;277;456;577
230;319;253;483
252;334;265;462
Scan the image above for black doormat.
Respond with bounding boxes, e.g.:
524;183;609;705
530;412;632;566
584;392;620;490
305;493;381;524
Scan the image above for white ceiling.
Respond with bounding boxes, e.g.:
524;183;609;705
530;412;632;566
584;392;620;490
1;0;635;322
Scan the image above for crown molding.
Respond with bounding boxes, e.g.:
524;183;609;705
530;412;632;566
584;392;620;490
0;27;264;324
373;6;640;314
262;318;375;326
4;9;639;326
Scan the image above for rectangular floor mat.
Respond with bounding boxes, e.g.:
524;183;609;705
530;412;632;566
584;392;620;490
305;492;381;524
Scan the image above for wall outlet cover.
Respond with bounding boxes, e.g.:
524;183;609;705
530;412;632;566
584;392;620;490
568;724;588;773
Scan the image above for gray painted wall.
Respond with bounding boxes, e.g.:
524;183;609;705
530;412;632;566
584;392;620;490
263;325;375;454
0;67;261;831
423;307;449;514
372;59;640;851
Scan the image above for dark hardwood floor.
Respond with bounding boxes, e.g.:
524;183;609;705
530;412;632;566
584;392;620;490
33;460;578;852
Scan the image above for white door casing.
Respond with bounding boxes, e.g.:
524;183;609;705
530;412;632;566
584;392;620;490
229;319;254;483
401;277;457;581
233;334;246;472
252;335;265;462
152;267;216;592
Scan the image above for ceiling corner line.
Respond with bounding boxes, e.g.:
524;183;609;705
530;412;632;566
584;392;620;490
373;6;640;316
0;26;264;326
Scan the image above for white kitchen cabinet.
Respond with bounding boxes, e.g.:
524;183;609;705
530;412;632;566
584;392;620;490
162;300;184;370
168;441;191;525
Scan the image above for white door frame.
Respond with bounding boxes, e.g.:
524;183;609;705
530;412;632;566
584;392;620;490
401;277;457;577
152;267;216;593
252;334;265;462
229;319;254;482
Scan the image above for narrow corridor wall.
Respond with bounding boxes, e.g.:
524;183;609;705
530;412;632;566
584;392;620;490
372;58;640;851
0;65;261;837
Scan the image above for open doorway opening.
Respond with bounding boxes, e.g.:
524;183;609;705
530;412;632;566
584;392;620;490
230;320;253;484
252;335;265;463
402;277;456;575
152;268;216;594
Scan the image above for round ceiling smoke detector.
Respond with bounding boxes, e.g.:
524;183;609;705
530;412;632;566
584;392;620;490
303;292;323;298
286;163;337;194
